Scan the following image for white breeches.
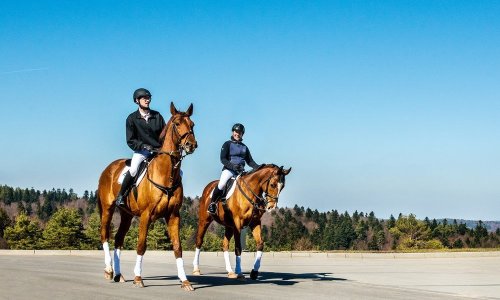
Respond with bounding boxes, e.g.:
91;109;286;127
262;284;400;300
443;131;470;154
130;151;149;177
218;169;235;190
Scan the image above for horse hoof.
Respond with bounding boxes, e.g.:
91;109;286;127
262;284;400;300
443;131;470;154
133;276;144;288
250;269;259;280
237;274;246;281
114;274;125;283
227;272;238;279
192;268;201;275
181;280;195;291
104;269;113;280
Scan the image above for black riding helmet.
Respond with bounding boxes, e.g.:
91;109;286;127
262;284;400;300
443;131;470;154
133;88;152;102
232;123;245;134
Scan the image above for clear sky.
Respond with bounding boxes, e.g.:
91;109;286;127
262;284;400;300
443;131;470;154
1;1;499;221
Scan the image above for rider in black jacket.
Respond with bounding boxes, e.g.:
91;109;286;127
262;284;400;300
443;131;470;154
116;88;166;207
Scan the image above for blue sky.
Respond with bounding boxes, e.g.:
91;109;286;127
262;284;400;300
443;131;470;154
1;1;499;220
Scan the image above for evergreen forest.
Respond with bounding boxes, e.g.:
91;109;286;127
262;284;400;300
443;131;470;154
1;184;499;251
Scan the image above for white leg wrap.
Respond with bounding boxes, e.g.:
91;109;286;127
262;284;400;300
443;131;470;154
193;248;201;269
134;255;143;277
235;255;242;274
253;251;263;271
223;251;233;273
103;242;112;269
176;258;188;282
113;249;121;275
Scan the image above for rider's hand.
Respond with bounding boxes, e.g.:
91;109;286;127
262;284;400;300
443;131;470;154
142;144;153;152
235;164;244;173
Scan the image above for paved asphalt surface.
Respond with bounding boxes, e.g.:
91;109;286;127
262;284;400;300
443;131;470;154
0;250;498;300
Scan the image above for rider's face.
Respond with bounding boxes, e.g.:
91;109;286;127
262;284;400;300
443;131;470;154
136;96;151;109
232;130;242;141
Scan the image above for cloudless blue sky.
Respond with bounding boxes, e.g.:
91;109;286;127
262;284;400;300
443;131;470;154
1;1;499;220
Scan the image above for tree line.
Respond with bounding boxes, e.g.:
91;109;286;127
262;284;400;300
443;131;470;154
0;185;499;251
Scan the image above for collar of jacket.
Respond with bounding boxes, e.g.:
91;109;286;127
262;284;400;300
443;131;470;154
134;109;157;119
231;136;243;143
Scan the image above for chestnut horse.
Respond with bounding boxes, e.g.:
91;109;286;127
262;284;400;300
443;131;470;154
192;164;291;280
97;102;197;291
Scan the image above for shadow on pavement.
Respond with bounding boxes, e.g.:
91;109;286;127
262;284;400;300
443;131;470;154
138;272;346;289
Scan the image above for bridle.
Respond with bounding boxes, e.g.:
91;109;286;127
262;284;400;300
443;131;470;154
237;168;284;212
147;116;195;195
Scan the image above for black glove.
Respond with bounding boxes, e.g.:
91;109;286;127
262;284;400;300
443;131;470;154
234;164;244;173
142;144;153;152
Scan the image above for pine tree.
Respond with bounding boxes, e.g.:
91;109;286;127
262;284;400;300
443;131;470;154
3;213;42;249
40;207;87;249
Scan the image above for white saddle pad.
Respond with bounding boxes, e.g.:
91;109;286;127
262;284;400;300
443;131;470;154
211;175;240;200
117;166;147;186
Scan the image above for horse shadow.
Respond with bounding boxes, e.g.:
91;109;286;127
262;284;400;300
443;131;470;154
137;272;346;289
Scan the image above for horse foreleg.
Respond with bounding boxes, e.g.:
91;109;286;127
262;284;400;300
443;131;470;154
250;224;264;280
222;227;237;278
167;212;194;291
233;229;245;280
112;213;132;283
132;213;150;288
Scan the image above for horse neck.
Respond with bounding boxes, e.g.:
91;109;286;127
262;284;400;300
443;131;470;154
160;120;180;153
242;168;271;194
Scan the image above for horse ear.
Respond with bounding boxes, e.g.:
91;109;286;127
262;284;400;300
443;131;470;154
283;167;291;175
186;103;193;116
170;102;178;115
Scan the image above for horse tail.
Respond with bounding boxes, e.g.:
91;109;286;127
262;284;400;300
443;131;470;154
96;189;103;219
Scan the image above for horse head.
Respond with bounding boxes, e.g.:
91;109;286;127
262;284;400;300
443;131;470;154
259;164;292;211
163;102;197;154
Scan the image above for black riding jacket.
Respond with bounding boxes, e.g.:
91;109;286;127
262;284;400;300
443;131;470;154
126;109;166;151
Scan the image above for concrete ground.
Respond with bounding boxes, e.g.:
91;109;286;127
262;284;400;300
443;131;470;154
0;250;498;300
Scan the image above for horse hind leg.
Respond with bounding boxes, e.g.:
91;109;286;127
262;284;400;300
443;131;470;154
98;192;114;280
112;213;133;283
193;215;212;275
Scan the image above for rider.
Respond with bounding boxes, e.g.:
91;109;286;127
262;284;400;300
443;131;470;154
115;88;166;207
207;123;260;214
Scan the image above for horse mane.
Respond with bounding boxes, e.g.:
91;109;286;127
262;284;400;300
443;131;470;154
244;163;279;176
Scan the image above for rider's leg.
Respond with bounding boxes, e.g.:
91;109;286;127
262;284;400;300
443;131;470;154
208;169;234;214
115;151;147;206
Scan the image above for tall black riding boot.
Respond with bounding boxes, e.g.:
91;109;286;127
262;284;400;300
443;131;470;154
207;186;223;214
115;171;133;207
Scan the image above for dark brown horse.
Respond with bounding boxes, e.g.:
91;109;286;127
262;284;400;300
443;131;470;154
192;164;291;280
97;102;197;291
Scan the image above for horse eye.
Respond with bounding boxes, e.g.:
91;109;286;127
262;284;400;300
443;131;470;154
270;183;277;188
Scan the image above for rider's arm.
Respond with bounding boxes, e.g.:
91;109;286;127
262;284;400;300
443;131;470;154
244;146;259;169
126;116;143;151
220;141;234;170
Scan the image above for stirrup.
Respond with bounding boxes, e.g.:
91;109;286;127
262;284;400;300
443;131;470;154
115;195;126;207
207;202;217;214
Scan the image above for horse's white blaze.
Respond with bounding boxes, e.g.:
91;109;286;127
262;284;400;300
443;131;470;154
277;182;283;197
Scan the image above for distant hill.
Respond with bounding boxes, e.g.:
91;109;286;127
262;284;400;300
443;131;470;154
441;219;500;232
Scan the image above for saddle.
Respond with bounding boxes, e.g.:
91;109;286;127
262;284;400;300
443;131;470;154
212;175;240;203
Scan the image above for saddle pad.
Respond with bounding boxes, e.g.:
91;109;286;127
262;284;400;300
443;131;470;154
211;175;239;200
117;165;147;186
